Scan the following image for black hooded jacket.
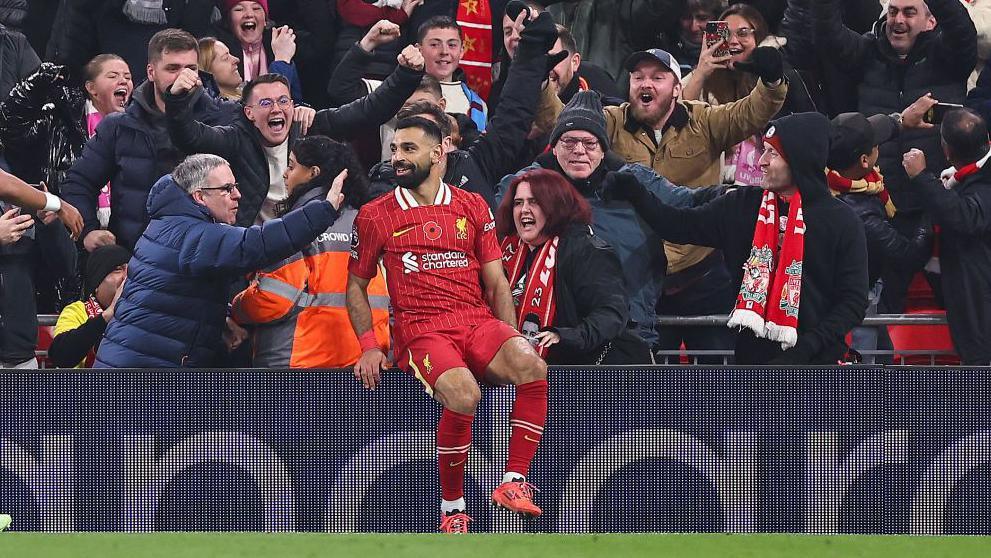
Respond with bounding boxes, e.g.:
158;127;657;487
619;112;868;364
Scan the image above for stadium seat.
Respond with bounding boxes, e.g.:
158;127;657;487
887;309;959;365
905;271;940;311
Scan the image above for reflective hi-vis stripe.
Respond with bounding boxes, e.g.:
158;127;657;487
256;276;390;309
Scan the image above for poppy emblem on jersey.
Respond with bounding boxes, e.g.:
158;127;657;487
423;221;442;241
455;217;468;240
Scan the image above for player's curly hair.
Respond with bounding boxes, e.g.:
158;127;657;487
495;168;592;240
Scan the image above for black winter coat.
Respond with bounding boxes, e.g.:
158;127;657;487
365;46;553;208
49;0;215;86
0;23;37;101
0;63;87;193
0;0;26;28
267;0;337;109
910;163;991;365
837;192;932;284
0;202;77;363
813;0;977;213
538;223;646;365
966;57;991;124
165;63;423;225
60;81;241;250
622;112;869;364
780;0;886;116
331;13;401;83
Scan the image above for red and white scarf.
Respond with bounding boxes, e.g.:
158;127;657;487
940;148;991;189
501;235;558;358
727;190;806;349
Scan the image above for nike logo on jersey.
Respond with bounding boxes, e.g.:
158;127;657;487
392;225;416;237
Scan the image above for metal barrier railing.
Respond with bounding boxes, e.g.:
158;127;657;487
654;314;955;366
655;314;948;327
33;314;958;367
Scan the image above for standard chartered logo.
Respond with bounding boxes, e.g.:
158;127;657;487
402;252;419;274
402;251;469;274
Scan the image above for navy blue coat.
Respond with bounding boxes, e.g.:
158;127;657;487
60;82;240;250
94;174;340;368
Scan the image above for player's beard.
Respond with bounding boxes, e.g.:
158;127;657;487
394;161;432;190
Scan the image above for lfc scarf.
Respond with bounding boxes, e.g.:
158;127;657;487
501;235;558;358
456;0;494;99
826;168;896;218
727;190;806;349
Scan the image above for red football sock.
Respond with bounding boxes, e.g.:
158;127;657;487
437;408;474;501
506;379;548;478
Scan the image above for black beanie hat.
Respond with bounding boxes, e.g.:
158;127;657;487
550;90;609;150
84;244;131;298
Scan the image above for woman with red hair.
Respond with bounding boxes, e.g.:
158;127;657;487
497;169;651;365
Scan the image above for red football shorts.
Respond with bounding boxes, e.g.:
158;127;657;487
397;318;520;394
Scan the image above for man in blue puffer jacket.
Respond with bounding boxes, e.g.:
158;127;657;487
94;153;345;368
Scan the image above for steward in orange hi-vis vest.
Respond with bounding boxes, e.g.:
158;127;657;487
233;192;390;368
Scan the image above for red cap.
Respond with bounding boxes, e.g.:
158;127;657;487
763;125;789;164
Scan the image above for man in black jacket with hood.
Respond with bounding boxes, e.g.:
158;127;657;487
903;108;991;365
609;112;868;365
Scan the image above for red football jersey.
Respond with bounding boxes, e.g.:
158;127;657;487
349;183;502;348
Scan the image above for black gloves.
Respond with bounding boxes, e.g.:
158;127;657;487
516;11;559;62
28;62;67;94
544;51;570;75
735;46;784;85
505;0;530;21
600;171;644;203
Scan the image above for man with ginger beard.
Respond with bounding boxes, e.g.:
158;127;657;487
164;44;425;226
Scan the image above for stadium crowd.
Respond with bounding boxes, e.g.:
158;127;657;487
0;0;990;369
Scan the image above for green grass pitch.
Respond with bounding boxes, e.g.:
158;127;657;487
2;533;990;558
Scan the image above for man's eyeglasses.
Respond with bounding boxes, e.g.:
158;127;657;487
249;96;292;109
199;183;239;196
559;137;601;152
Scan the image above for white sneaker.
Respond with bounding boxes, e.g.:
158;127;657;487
0;514;11;532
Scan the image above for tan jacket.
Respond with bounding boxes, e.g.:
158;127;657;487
608;79;786;273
